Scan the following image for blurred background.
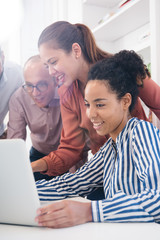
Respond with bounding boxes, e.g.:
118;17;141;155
0;0;153;64
1;0;124;65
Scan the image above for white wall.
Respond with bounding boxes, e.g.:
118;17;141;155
20;0;84;65
1;0;84;66
20;0;56;65
21;0;82;63
0;0;23;64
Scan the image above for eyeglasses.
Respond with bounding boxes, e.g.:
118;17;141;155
23;82;48;93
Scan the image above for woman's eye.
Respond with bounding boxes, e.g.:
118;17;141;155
84;103;90;108
96;104;105;108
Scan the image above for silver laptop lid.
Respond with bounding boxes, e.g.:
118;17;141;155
0;139;40;226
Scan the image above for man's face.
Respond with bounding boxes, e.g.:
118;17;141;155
24;60;56;108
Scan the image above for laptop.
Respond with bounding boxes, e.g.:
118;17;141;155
0;139;42;227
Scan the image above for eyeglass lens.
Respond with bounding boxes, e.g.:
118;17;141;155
23;82;48;93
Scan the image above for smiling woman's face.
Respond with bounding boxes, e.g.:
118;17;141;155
84;80;130;141
39;43;80;88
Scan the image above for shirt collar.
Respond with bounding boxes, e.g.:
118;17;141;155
115;117;137;147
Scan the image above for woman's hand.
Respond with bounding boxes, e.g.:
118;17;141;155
31;158;48;173
35;199;92;228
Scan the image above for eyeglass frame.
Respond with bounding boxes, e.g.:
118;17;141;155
22;82;49;93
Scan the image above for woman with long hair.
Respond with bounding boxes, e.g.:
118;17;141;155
32;21;160;183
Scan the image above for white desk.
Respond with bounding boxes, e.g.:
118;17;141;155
0;222;160;240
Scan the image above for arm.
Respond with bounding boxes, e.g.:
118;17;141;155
32;84;87;176
92;121;160;223
35;149;104;228
139;76;160;120
36;148;104;201
32;117;86;176
7;91;27;140
92;189;160;223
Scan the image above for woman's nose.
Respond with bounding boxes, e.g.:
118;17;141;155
48;65;57;76
87;106;97;120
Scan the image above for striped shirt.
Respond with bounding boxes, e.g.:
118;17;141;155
36;118;160;223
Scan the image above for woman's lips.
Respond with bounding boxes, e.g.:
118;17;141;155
56;74;65;87
92;122;104;130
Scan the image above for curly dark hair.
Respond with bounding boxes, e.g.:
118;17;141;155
88;50;146;112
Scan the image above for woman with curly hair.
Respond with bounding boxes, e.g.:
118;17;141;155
32;21;160;185
36;50;160;228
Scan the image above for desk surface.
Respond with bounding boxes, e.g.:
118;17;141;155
0;222;160;240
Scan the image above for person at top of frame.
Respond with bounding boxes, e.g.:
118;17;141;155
0;46;24;139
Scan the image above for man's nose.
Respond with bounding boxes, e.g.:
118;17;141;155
32;86;40;96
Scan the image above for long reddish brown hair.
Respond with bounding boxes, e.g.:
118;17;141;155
38;21;112;64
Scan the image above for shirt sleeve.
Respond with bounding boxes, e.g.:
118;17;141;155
41;85;87;176
139;76;160;120
92;121;160;223
36;149;104;201
7;91;27;140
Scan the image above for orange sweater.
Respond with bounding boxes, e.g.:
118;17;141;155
42;76;160;176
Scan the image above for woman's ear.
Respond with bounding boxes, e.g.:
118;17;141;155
72;43;81;59
122;93;132;110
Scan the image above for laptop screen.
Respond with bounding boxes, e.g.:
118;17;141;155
0;139;40;226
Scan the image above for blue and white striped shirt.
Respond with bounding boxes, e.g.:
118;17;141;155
36;118;160;223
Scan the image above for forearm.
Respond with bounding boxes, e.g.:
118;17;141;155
92;189;160;223
31;158;48;173
33;143;86;176
7;99;27;139
7;125;26;139
36;153;104;201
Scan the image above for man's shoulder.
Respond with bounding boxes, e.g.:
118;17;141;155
4;61;22;72
4;61;24;84
10;86;30;105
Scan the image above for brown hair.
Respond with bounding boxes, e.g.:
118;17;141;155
38;21;112;64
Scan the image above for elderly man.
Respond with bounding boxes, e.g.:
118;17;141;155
0;46;24;139
7;55;62;180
